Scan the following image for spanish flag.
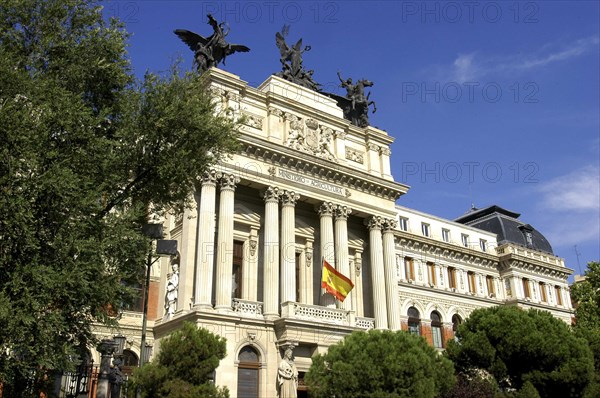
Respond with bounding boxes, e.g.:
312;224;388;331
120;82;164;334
321;259;354;302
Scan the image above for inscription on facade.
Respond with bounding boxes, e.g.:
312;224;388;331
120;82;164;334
278;169;344;195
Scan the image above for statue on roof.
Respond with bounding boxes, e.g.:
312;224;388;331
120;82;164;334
275;25;320;91
174;14;250;73
333;72;377;128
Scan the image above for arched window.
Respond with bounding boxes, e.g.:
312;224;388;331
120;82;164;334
431;311;444;349
237;346;260;398
407;307;420;336
451;314;462;333
122;349;139;376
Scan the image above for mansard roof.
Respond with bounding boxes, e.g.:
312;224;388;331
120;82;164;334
454;205;554;255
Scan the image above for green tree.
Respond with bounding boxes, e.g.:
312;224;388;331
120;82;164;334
305;329;455;398
132;322;229;398
571;262;600;398
445;306;594;398
440;373;497;398
0;0;238;395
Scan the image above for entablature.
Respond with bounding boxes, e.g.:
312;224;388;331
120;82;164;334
237;135;408;201
395;230;499;270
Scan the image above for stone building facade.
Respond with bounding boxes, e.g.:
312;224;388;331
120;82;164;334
93;68;573;397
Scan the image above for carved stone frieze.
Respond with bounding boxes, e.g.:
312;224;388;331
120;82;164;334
242;112;264;129
268;106;284;119
345;148;364;164
282;114;338;162
379;147;392;156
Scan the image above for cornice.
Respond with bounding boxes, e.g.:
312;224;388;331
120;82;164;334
395;230;499;269
498;254;572;279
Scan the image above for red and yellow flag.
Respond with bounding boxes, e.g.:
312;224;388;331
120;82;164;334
321;259;354;302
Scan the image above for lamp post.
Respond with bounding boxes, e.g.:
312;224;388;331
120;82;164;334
139;223;177;366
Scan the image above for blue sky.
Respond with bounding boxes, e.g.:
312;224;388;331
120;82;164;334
104;1;600;277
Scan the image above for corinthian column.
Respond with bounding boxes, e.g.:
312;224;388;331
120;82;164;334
382;218;400;330
334;205;352;311
214;173;240;311
280;190;300;304
263;187;280;318
318;202;336;308
195;170;217;308
367;216;388;329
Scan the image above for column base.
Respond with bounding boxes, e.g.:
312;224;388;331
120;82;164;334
193;303;214;311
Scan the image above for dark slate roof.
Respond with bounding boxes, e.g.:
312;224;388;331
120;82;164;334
454;205;554;254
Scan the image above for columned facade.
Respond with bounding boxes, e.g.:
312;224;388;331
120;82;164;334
140;69;573;398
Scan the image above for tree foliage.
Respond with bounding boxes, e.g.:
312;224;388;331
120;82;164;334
445;306;594;398
305;329;455;398
571;262;600;398
132;322;229;398
0;0;238;394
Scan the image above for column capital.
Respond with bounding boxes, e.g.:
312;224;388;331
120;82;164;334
366;216;383;231
263;186;280;203
334;205;352;220
280;190;300;207
317;202;335;217
217;173;240;191
382;218;397;233
198;169;218;186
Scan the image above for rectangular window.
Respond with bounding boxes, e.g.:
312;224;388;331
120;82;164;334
480;239;487;252
539;282;547;303
486;275;495;297
467;271;476;294
427;262;436;286
442;228;450;242
404;257;415;281
421;223;430;237
447;267;457;289
522;278;531;298
461;234;469;248
432;326;443;349
555;286;563;305
232;240;244;299
398;217;408;231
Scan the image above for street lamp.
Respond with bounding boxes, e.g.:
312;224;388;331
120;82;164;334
139;223;177;366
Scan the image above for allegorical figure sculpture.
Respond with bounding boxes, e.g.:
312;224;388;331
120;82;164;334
275;25;320;91
164;252;180;319
334;71;377;128
174;14;250;73
277;347;298;398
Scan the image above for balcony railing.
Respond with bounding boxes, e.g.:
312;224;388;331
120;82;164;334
232;298;263;317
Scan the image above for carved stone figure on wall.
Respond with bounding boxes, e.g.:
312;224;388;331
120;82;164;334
275;25;320;91
175;14;250;73
277;347;298;398
164;252;180;319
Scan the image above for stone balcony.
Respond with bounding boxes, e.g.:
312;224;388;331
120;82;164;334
280;301;374;330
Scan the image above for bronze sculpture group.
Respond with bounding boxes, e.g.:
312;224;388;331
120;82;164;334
175;16;376;128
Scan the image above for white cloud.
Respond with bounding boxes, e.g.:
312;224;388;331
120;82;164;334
448;35;599;82
452;53;478;82
535;165;600;247
538;165;600;211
